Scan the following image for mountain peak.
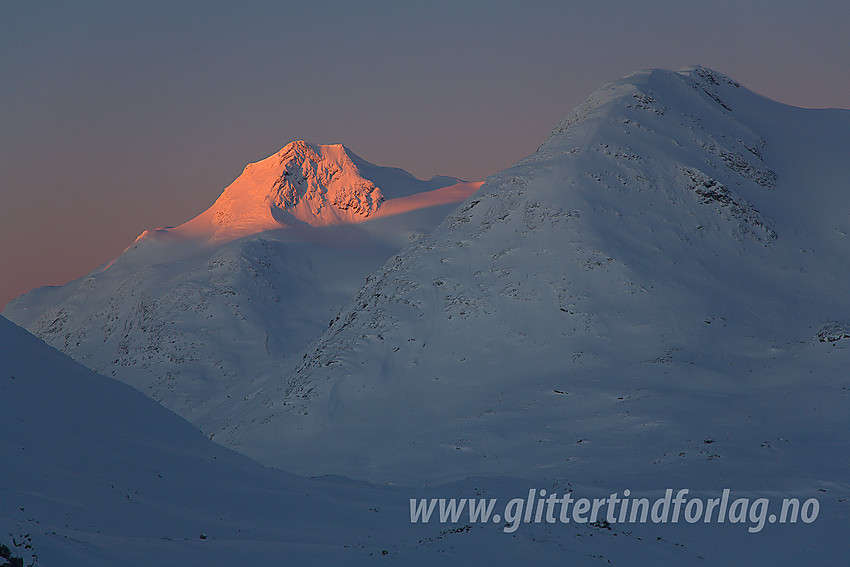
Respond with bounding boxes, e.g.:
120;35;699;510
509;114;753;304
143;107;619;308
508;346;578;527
219;141;384;233
265;140;384;216
142;141;391;243
133;141;478;246
676;64;741;88
541;66;747;150
266;140;358;171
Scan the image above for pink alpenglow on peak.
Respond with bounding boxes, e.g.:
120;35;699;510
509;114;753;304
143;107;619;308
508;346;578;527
140;141;480;244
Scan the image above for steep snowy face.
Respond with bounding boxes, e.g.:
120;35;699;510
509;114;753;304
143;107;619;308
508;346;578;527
219;66;850;484
2;144;478;428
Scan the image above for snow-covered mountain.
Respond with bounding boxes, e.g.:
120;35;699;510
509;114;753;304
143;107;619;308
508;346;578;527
212;67;850;490
4;66;850;565
2;142;479;427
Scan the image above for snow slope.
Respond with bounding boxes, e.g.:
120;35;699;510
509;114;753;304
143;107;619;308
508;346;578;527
215;67;850;495
3;143;479;429
4;315;773;566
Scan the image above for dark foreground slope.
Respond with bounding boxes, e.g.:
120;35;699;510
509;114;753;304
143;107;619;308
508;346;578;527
4;314;775;566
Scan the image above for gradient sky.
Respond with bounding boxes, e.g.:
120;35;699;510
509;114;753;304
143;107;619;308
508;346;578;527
2;0;849;309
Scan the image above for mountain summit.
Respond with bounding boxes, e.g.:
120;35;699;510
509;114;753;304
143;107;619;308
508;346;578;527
167;141;384;242
139;141;470;244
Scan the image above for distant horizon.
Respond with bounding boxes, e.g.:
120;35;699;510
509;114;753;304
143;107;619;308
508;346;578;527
3;1;849;309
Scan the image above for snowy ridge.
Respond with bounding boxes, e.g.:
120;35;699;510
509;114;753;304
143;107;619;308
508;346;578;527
214;67;850;489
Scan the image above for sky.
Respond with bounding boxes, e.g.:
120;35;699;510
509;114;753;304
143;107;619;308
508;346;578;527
2;0;849;309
